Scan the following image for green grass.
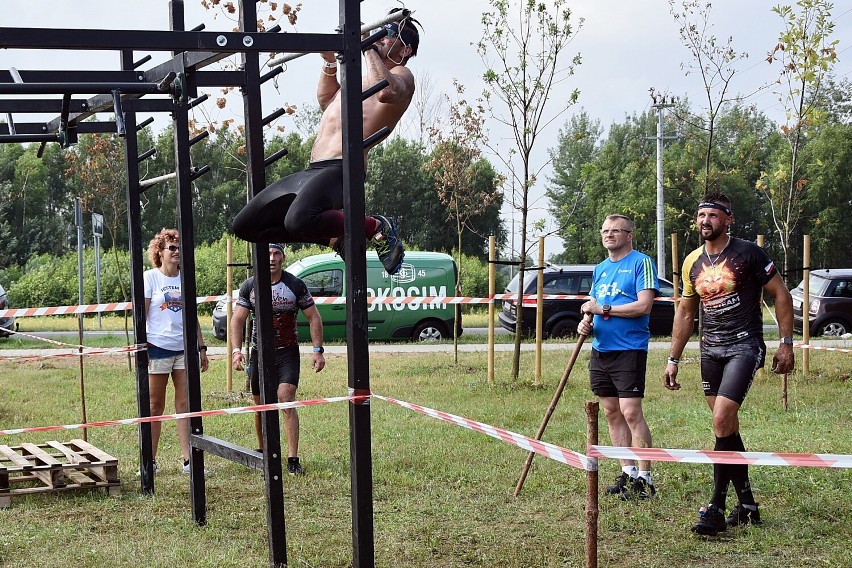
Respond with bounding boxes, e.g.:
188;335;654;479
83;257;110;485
1;348;850;567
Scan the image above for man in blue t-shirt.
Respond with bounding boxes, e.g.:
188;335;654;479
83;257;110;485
578;214;659;500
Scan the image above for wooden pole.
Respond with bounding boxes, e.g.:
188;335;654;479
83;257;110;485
226;238;234;392
757;235;765;379
535;237;545;385
803;234;810;375
488;236;496;386
513;318;590;497
670;233;679;312
585;401;599;568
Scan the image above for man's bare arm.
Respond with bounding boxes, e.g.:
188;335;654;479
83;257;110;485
363;51;415;105
316;51;340;110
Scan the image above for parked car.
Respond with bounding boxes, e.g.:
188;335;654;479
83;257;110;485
497;264;684;339
213;251;462;342
0;284;16;338
791;268;852;337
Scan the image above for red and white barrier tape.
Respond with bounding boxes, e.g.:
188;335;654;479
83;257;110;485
0;294;224;318
588;445;852;469
0;395;361;436
0;326;147;360
1;292;692;318
373;394;594;471
796;343;852;354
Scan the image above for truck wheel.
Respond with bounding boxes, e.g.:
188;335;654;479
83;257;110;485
548;317;579;339
412;320;447;342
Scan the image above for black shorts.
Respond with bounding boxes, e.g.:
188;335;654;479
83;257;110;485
249;345;300;396
700;337;766;405
589;349;648;398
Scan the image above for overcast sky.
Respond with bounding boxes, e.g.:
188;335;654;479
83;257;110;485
2;1;850;259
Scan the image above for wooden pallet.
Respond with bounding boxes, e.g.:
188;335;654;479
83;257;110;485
0;439;120;508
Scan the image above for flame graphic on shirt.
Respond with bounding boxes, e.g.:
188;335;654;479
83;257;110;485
695;259;736;300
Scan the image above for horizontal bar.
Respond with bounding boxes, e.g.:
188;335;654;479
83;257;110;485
0;82;167;95
363;126;391;151
0;70;144;84
0;133;58;143
137;148;156;162
190;165;211;181
263;147;289;168
0;27;341;54
266;10;408;67
362;79;389;101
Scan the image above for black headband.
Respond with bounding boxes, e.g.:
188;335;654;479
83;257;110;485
697;202;732;216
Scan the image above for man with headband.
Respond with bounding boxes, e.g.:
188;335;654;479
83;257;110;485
230;244;325;476
664;191;794;535
232;11;422;276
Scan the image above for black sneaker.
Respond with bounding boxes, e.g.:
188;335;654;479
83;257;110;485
605;472;633;498
371;215;404;275
633;476;656;500
726;503;762;527
331;238;345;261
287;457;304;476
692;504;727;536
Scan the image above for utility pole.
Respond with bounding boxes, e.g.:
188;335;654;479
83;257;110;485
649;89;678;278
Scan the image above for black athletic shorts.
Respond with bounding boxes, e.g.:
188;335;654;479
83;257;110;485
700;337;766;405
589;348;648;398
248;345;300;396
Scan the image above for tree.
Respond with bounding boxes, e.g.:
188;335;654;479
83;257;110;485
546;110;601;263
424;81;504;359
758;0;838;277
668;0;755;195
478;0;582;381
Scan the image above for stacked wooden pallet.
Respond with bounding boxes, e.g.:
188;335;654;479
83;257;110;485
0;439;120;508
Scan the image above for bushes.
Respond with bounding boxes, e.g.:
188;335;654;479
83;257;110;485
6;237;505;310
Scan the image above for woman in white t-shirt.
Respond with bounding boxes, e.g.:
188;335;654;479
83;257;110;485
143;228;209;474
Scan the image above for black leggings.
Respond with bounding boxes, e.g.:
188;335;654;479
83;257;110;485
232;159;352;246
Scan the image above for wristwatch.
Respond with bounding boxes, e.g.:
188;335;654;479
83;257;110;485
313;346;325;353
601;304;612;320
780;336;794;346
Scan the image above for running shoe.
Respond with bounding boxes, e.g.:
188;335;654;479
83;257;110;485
605;472;633;499
692;504;726;536
633;476;657;500
287;457;304;476
332;238;345;261
371;215;404;274
726;502;762;527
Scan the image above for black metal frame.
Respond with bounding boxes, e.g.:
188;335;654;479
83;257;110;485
0;1;377;566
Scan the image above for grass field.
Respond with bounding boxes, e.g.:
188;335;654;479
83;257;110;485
1;345;850;567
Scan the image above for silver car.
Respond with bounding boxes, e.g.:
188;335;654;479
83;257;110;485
0;284;16;338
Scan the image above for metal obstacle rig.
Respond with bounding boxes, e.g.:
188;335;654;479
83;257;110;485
0;1;401;566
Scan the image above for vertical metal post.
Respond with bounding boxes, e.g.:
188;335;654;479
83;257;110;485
120;49;154;495
339;0;375;565
167;0;208;526
239;2;288;564
75;197;88;442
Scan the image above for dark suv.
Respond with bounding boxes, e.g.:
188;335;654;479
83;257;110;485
791;268;852;337
498;264;680;338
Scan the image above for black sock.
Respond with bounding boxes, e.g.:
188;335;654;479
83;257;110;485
709;434;738;509
727;432;756;506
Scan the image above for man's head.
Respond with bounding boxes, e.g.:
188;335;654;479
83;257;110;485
600;214;634;257
269;244;285;275
696;191;733;242
380;11;421;65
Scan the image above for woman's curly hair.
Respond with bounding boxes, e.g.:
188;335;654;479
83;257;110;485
147;228;180;268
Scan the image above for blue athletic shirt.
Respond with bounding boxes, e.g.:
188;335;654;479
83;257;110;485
590;250;658;352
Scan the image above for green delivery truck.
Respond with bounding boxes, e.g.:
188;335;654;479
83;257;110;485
287;251;461;342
